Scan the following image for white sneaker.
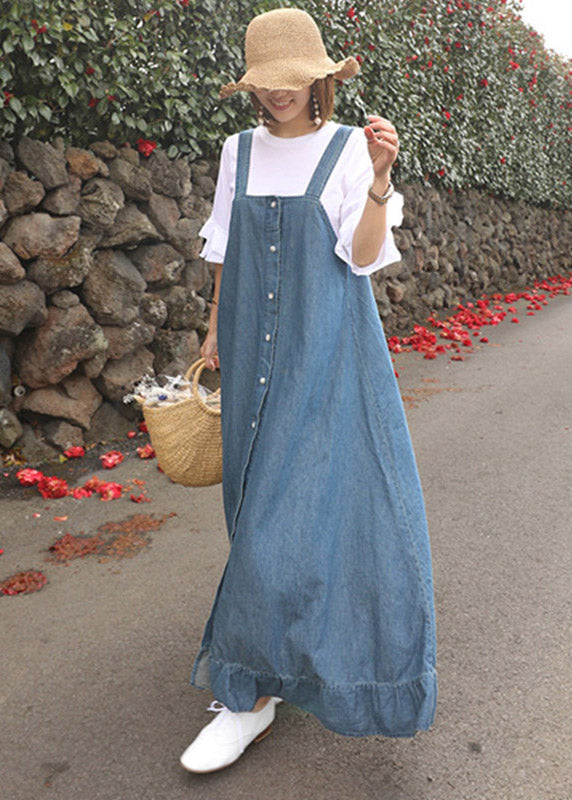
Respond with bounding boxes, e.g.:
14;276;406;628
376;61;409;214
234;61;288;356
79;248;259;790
180;698;280;773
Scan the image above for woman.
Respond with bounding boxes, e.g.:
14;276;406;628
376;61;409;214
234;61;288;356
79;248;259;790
180;7;437;774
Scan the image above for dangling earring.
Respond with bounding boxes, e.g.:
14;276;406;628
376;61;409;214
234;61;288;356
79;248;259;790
312;90;322;127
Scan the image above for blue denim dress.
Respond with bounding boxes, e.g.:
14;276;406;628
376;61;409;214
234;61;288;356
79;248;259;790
191;125;437;737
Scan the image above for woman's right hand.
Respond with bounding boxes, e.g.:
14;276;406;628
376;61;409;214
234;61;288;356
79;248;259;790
200;329;219;371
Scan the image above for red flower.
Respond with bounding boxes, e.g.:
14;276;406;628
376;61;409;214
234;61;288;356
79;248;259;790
85;65;95;75
64;446;85;459
4;90;14;106
347;7;357;19
356;55;363;64
509;61;520;70
71;487;93;499
16;468;44;486
130;493;151;503
37;476;69;499
138;421;148;433
136;138;157;158
127;431;137;439
88;96;100;108
96;482;123;501
443;110;451;120
83;476;103;492
137;444;156;460
100;450;125;469
511;317;520;323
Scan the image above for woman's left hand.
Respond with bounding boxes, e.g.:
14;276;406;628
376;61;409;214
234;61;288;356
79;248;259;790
363;115;399;180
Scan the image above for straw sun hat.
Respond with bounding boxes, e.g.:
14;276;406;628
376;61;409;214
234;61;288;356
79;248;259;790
219;8;360;99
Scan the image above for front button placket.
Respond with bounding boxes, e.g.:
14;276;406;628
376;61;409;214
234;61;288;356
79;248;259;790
250;196;281;436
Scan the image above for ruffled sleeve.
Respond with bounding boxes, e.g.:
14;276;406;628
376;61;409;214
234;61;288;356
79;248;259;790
198;134;237;263
334;129;404;276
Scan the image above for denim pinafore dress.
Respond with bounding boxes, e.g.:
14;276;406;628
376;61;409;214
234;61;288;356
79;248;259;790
191;125;437;737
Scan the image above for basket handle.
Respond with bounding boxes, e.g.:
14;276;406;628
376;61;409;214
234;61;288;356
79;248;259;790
184;358;220;399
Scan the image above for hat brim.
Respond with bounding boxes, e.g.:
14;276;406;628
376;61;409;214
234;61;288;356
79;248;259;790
219;56;359;99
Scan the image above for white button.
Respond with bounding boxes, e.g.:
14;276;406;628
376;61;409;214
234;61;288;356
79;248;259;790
251;421;256;429
267;292;274;300
259;377;266;384
270;201;277;208
269;245;276;253
265;333;271;341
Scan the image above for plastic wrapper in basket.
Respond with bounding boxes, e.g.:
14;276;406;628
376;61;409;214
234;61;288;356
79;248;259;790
138;358;222;487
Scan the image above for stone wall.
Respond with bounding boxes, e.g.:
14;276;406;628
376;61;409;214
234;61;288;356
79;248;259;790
379;184;572;334
0;136;571;461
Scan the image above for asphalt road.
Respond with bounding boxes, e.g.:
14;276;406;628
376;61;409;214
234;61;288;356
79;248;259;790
1;292;570;800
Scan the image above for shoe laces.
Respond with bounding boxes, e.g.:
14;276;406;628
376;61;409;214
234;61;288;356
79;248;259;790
206;700;246;754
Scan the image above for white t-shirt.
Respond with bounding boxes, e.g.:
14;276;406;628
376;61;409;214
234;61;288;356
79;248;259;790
199;120;404;275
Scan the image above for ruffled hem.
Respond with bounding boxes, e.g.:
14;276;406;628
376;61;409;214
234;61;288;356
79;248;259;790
198;217;228;263
337;189;405;276
190;647;437;738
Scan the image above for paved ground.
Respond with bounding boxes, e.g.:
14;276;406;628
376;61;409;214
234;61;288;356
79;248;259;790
1;293;570;800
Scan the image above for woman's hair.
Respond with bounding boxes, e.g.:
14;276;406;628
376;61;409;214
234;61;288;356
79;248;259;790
251;75;335;130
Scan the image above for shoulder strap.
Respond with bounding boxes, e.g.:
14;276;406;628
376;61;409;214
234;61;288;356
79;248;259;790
235;130;254;198
305;125;354;199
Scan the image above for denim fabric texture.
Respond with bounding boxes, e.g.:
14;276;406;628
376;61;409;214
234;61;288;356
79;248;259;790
191;126;437;737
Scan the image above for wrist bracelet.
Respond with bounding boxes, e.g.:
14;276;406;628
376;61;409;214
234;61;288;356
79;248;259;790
368;181;394;206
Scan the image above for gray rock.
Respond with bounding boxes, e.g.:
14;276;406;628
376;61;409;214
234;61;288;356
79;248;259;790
144;191;180;238
102;320;155;360
170;217;202;260
4;171;46;214
89;141;119;160
51;290;80;309
96;347;154;403
0;198;7;226
190;160;211;179
0;156;12;189
0;346;11;406
79;178;125;229
149;329;200;376
178;193;211;221
82;249;146;326
156;286;208;330
21;374;102;429
80;350;108;380
0;280;48;335
0;407;23;449
84;401;139;444
194;175;216;198
42;173;82;215
118;146;140;167
140;294;168;327
142;149;192;197
130;243;184;286
386;282;405;303
3;213;81;260
102;204;161;248
108;158;152;202
16;137;68;189
15;304;107;388
0;243;26;284
43;419;84;450
15;423;59;464
27;232;98;294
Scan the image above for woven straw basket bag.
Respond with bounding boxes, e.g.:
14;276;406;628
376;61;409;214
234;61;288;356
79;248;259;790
138;358;222;487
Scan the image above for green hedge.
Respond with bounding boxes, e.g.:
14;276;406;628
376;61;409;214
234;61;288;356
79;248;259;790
1;0;570;208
